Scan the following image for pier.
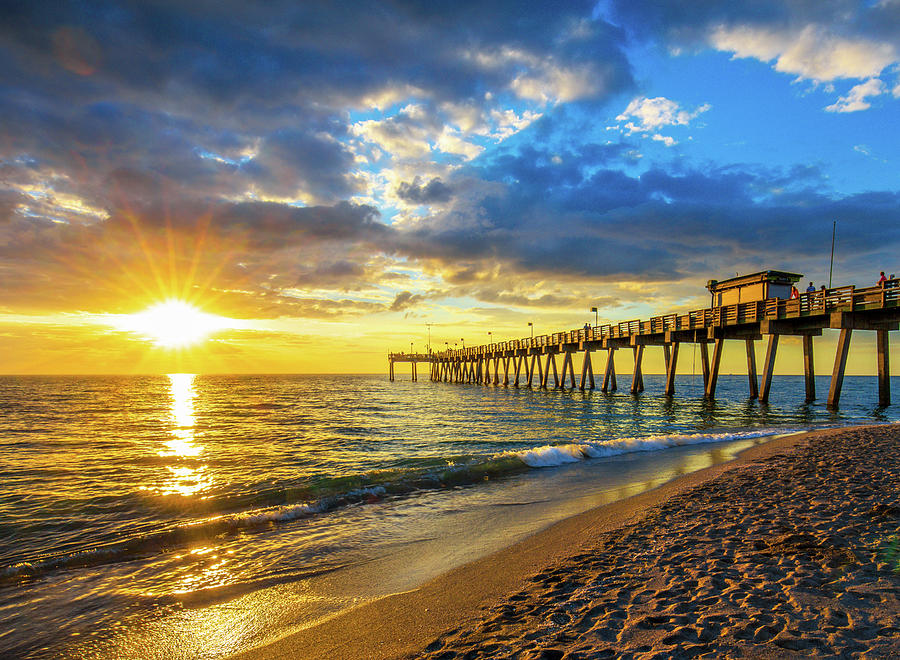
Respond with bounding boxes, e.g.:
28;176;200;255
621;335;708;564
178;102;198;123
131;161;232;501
409;275;900;407
388;352;433;382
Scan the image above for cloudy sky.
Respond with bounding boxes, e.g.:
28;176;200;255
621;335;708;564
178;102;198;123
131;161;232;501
2;0;899;374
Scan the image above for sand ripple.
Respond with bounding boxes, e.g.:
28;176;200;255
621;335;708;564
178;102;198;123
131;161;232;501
416;425;900;659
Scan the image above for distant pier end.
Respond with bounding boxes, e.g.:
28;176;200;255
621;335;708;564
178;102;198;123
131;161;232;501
411;273;900;408
388;352;434;382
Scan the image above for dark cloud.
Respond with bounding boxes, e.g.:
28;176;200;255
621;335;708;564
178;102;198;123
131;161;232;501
380;143;900;289
2;1;900;323
0;199;391;316
604;1;900;49
389;290;423;312
396;177;453;204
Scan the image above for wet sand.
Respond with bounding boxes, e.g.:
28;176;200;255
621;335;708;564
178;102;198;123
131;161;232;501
235;425;900;659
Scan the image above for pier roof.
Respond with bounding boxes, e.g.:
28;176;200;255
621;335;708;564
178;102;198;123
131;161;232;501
707;270;802;293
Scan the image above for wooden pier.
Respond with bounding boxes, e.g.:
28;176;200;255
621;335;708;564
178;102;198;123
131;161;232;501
419;279;900;407
388;352;433;382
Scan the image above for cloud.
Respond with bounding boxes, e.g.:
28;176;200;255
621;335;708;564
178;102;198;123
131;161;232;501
3;0;900;328
609;96;708;146
710;24;897;82
603;1;900;111
652;134;676;147
826;78;887;112
396;177;453;204
616;96;710;132
389;290;423;311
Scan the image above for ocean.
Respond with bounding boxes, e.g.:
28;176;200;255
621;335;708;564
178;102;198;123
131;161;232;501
1;373;898;658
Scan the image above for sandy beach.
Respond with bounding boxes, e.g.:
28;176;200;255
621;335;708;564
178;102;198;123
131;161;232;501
237;425;900;659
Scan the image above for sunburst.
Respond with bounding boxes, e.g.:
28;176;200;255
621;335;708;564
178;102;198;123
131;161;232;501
112;299;239;347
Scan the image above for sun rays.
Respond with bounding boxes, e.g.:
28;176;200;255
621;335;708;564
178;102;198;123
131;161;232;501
111;299;242;347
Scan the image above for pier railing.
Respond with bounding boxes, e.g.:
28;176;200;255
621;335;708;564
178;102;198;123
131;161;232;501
438;281;900;357
423;278;900;407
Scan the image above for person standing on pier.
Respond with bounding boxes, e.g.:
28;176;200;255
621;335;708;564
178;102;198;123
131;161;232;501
806;282;816;293
878;271;887;286
790;284;800;299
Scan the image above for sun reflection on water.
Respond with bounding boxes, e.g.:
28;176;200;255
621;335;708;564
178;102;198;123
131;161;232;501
165;373;200;457
156;373;211;496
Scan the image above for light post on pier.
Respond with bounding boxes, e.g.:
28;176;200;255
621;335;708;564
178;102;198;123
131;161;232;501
425;323;433;354
487;331;492;346
528;322;533;338
410;342;414;355
591;307;598;327
461;338;465;349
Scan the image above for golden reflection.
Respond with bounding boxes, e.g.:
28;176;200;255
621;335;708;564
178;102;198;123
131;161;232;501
164;373;200;457
171;547;234;595
155;373;210;496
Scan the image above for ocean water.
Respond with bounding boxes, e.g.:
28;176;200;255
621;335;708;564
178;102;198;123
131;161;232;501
1;373;898;658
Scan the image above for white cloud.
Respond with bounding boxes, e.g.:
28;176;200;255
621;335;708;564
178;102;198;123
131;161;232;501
487;108;543;140
825;78;886;113
466;46;601;104
510;62;599;103
435;128;483;160
710;24;897;82
615;96;710;133
652;134;676;147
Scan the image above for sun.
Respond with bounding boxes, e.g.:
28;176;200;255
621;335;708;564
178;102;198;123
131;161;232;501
114;299;237;347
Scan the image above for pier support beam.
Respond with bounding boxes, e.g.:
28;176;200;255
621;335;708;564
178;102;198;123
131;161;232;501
503;357;510;386
580;350;595;390
513;355;522;387
705;338;724;398
760;334;779;403
664;343;679;396
700;342;710;391
389;361;394;381
540;353;551;389
746;339;758;399
561;352;576;389
631;344;644;394
803;335;815;402
828;329;852;408
602;348;617;392
877;329;890;407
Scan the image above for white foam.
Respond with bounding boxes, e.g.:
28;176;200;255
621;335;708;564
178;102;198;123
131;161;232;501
510;429;786;468
515;443;587;467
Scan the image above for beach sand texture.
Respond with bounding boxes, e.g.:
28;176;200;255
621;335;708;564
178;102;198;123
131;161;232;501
240;426;900;659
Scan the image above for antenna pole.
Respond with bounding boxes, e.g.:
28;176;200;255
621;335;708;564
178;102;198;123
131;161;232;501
828;220;836;288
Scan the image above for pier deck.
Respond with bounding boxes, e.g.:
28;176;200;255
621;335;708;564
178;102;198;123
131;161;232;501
419;281;900;407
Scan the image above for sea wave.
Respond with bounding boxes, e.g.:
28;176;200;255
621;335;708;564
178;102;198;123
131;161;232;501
1;428;787;582
511;428;787;468
0;486;385;583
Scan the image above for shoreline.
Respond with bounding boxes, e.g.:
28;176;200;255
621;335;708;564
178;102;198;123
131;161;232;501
234;425;899;659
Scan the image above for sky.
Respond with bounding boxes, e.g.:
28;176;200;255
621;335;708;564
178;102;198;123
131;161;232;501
1;0;900;375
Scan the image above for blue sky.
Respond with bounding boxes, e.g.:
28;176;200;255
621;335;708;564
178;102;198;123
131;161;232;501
1;0;899;372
